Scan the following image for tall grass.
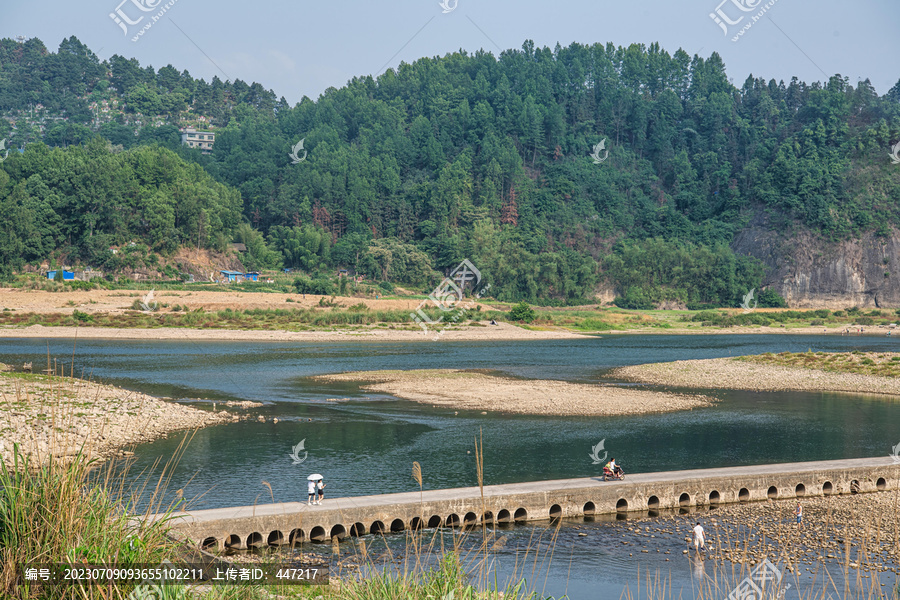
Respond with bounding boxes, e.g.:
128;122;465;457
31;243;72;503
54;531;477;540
0;362;196;600
0;443;194;599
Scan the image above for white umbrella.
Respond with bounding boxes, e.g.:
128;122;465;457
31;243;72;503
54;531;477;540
307;474;323;481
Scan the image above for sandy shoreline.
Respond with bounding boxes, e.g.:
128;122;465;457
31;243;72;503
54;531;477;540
316;369;715;416
611;357;900;396
0;368;244;464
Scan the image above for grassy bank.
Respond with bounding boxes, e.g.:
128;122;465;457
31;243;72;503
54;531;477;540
739;351;900;377
612;352;900;395
0;306;465;331
5;303;899;335
522;306;900;332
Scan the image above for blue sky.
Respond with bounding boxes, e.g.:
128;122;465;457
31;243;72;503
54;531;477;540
2;0;898;104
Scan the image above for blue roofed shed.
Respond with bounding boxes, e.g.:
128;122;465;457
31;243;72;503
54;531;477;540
220;270;244;282
47;270;75;280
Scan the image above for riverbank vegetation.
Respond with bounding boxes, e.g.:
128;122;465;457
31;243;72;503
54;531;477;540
740;350;900;377
0;306;452;331
3;290;900;335
612;353;900;395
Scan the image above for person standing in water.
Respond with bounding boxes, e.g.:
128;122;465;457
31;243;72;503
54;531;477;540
692;522;706;554
795;503;802;529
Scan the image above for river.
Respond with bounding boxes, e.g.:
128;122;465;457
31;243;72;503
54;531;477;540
1;333;898;598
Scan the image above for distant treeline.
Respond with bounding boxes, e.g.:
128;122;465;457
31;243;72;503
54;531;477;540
1;37;900;304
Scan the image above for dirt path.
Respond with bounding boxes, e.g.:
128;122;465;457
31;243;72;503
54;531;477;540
0;287;487;314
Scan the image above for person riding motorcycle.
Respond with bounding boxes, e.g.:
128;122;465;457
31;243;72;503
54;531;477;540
603;458;624;480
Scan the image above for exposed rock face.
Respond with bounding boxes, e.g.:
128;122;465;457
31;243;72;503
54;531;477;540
733;213;900;308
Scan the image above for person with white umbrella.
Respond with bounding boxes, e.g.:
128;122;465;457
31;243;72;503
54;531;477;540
307;473;323;505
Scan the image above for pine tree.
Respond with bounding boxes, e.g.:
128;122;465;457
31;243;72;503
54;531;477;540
500;185;518;226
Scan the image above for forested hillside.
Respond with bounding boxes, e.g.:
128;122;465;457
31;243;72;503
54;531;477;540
2;36;899;305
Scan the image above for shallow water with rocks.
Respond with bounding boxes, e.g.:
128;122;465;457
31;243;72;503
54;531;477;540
232;492;899;599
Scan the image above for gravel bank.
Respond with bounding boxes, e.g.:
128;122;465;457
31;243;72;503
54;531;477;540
611;358;900;396
0;367;241;465
316;369;715;416
613;488;900;593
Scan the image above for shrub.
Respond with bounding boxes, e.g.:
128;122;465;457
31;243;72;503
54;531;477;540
692;311;724;323
810;319;825;326
72;310;93;323
855;317;875;326
508;301;536;323
576;318;617;331
686;301;720;311
293;276;335;295
757;288;788;308
613;287;654;310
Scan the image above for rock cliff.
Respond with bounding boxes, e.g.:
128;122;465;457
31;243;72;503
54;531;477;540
733;213;900;308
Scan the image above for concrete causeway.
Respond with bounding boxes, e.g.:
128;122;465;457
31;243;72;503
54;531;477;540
165;457;900;550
